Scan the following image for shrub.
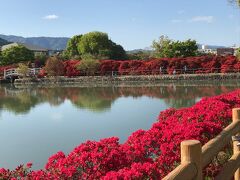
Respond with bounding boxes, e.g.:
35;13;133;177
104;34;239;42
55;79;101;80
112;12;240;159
1;45;34;65
44;56;65;76
16;63;29;78
76;54;100;76
63;60;81;77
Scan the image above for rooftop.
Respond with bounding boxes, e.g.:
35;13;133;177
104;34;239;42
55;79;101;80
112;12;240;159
1;42;48;52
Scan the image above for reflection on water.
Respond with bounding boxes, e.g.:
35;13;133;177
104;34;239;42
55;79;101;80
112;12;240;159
0;81;239;169
1;82;239;114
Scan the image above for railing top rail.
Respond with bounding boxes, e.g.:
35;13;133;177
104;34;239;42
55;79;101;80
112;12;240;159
215;152;240;180
202;120;240;167
163;108;240;180
162;163;197;180
3;67;42;78
5;68;16;71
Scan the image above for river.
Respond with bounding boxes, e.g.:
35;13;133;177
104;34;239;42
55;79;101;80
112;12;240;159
0;81;239;169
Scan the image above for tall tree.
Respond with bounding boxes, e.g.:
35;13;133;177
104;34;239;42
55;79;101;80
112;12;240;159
77;54;100;75
78;32;110;56
17;63;29;78
78;31;126;60
63;35;82;59
64;31;126;60
110;42;127;60
1;45;34;65
44;56;65;76
152;36;173;58
236;48;240;59
152;36;198;58
0;51;2;64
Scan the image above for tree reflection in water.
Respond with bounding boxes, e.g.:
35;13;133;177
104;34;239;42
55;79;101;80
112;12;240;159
0;82;239;114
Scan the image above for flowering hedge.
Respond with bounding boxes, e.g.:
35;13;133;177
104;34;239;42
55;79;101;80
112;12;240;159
0;56;239;78
63;60;81;77
103;55;240;75
62;56;240;77
1;89;240;179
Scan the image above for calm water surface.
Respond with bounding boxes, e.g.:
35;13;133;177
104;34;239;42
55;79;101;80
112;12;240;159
0;82;239;169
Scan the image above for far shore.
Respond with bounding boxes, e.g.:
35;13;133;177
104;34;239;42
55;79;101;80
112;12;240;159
12;72;240;85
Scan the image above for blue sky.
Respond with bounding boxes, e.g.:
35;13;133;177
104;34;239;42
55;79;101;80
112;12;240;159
0;0;240;50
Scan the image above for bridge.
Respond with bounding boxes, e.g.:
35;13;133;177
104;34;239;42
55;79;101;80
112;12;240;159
3;68;42;79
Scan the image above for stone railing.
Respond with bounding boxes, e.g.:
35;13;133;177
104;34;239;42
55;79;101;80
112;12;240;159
14;73;240;84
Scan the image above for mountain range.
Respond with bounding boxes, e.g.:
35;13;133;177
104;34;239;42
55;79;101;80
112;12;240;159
127;44;227;54
0;34;227;52
0;34;70;50
0;37;9;46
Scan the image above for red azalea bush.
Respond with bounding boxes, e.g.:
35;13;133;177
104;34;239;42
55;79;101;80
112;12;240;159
1;89;240;179
1;55;239;78
60;55;240;77
63;60;81;77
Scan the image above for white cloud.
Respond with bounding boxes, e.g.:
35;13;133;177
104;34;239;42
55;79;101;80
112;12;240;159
189;16;214;23
171;19;183;23
43;14;59;20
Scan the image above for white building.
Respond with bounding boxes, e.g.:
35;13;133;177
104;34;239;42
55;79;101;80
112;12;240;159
230;45;240;56
198;45;217;55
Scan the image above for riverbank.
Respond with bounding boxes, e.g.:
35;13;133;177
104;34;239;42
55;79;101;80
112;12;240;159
14;73;240;85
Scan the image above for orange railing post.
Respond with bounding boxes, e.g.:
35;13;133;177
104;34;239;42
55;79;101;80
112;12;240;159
233;108;240;180
181;140;202;180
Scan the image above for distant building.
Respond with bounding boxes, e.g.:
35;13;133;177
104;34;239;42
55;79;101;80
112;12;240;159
198;45;217;55
1;42;49;56
230;45;240;56
217;48;234;56
48;49;64;56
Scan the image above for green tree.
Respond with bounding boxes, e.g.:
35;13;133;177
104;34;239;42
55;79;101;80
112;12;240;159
77;31;126;60
44;56;65;76
110;42;127;60
152;36;198;58
78;32;111;57
34;54;48;67
236;48;240;59
76;54;100;75
1;45;34;65
0;51;2;64
175;39;198;57
152;36;173;58
17;63;29;78
127;51;152;60
63;35;82;59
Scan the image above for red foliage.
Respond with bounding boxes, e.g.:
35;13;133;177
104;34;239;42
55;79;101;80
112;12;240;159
37;69;46;78
2;55;238;78
85;55;240;76
1;90;240;179
63;60;81;77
